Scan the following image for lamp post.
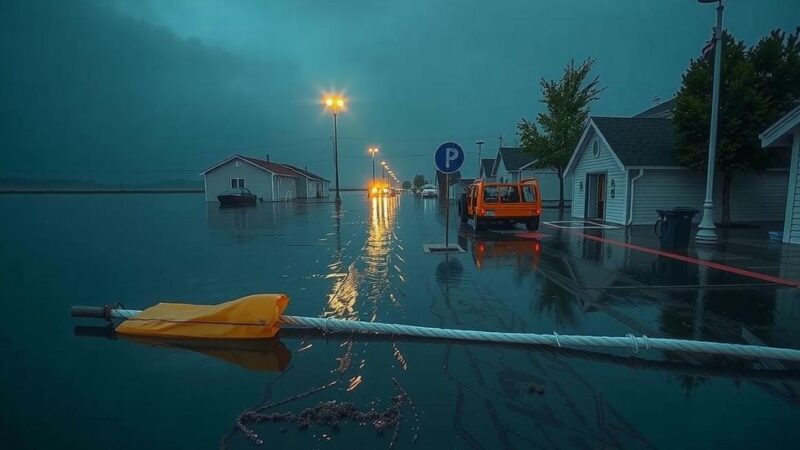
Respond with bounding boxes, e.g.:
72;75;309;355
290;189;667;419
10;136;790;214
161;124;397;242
475;140;485;178
323;94;346;203
368;147;379;185
695;0;724;245
381;161;387;179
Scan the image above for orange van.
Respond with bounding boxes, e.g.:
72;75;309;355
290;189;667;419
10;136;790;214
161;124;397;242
458;179;542;231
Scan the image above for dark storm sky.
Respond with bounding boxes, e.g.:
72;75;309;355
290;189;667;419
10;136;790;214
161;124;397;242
1;0;798;185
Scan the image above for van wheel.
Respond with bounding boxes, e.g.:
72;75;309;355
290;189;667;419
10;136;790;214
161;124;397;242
526;217;540;231
475;218;487;232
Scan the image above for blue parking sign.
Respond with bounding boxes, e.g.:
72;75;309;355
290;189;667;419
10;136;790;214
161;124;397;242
434;142;464;174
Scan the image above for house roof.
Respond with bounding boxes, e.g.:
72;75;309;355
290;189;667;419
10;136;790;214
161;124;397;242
202;155;298;176
281;164;330;182
761;103;800;148
239;156;298;176
633;98;676;119
480;158;495;177
496;147;537;171
592;117;678;167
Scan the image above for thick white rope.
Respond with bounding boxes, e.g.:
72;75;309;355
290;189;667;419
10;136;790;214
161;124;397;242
106;309;800;362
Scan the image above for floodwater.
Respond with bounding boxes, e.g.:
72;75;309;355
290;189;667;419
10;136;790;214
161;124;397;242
1;192;799;449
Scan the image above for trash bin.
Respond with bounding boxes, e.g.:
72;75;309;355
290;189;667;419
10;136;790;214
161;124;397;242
654;208;698;250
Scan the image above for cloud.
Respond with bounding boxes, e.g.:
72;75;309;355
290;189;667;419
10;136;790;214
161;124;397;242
0;0;310;182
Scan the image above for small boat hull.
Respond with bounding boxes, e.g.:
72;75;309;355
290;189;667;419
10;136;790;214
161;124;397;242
217;194;257;206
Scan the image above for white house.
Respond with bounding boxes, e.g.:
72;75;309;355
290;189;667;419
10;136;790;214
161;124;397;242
478;158;496;181
760;104;800;244
564;112;789;226
201;155;298;202
490;147;573;204
281;164;331;199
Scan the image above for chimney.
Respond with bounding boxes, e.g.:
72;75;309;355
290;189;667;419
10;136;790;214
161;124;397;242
266;154;270;162
304;165;308;171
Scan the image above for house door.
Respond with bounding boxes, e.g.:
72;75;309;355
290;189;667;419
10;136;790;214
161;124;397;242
585;173;606;220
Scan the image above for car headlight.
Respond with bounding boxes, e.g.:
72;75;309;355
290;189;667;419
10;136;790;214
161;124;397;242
371;187;378;193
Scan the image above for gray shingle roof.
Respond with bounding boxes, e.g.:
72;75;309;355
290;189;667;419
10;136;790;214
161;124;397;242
633;98;676;118
480;158;495;177
592;117;679;167
498;147;537;171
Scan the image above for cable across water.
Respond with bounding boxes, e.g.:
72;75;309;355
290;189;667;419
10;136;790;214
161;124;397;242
101;308;800;362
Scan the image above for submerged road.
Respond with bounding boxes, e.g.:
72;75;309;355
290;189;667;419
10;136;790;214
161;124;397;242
1;191;800;449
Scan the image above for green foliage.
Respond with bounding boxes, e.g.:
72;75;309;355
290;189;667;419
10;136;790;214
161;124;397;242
412;174;425;189
517;58;604;208
402;180;412;189
674;29;800;223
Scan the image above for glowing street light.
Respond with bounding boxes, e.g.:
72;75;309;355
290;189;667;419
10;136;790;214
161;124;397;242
323;93;347;203
368;147;379;185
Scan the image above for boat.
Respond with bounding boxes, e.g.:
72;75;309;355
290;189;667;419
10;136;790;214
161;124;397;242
217;188;257;206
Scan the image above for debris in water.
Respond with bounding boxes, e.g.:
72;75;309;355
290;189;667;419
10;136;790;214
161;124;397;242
527;383;546;395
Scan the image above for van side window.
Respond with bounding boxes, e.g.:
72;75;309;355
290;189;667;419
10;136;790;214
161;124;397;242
522;185;536;202
483;186;498;203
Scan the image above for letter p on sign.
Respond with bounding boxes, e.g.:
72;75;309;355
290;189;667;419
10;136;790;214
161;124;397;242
434;142;464;174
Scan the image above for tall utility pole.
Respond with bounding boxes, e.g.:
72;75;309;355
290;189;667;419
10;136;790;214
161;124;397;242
695;0;724;245
332;112;340;203
475;140;485;178
323;94;346;203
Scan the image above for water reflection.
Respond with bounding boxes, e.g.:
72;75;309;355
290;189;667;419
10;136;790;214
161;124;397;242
206;203;292;243
73;326;291;372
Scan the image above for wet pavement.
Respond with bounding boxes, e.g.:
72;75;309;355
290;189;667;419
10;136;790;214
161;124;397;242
1;192;800;449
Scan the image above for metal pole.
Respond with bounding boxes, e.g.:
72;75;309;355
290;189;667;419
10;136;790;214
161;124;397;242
695;0;723;245
371;154;375;185
445;173;450;249
333;112;341;203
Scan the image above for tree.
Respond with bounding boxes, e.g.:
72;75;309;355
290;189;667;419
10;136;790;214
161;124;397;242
517;58;604;209
402;180;412;190
674;29;800;225
412;174;425;189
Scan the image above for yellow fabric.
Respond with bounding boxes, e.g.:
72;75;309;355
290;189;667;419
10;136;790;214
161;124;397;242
115;294;289;339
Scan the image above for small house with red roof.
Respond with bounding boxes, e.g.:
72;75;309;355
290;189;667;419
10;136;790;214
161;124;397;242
201;155;298;202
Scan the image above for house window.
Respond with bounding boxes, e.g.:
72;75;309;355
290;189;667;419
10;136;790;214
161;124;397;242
592;140;600;157
230;178;246;189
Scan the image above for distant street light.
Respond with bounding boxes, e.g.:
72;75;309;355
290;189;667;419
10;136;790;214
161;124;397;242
368;147;379;185
475;140;485;178
381;161;387;179
695;0;724;245
323;93;346;203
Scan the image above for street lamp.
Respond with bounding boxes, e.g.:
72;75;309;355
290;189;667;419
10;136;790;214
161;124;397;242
381;161;387;179
368;147;379;185
475;140;485;178
695;0;724;245
323;93;347;203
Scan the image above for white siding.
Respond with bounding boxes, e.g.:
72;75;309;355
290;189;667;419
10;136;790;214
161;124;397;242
569;128;628;224
274;176;296;200
521;168;573;203
630;170;705;225
495;158;510;182
728;170;788;223
295;177;309;198
786;134;800;243
630;169;788;225
204;159;272;202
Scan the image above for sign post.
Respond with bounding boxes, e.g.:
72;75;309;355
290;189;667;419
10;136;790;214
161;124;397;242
424;142;465;253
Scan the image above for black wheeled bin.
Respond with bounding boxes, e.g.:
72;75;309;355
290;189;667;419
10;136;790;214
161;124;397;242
654;208;698;250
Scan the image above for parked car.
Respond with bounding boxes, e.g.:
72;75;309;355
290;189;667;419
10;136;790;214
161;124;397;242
458;178;542;231
421;184;437;198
